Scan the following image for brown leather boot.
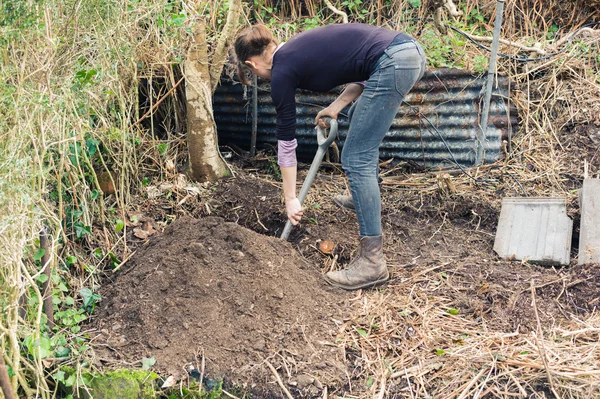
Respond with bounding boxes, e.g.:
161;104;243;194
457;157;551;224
332;194;355;212
325;236;389;290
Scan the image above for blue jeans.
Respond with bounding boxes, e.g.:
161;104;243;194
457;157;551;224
342;41;426;236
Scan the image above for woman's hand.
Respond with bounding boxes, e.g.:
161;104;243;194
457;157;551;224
315;83;364;128
315;107;339;128
285;197;303;225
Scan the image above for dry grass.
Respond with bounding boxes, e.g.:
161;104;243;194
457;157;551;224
334;278;600;398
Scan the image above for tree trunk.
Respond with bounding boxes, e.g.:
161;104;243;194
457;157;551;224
185;19;229;182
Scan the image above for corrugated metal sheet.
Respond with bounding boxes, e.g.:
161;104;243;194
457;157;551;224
579;178;600;265
493;197;573;266
213;69;518;167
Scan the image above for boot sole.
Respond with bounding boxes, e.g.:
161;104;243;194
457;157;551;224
324;271;390;291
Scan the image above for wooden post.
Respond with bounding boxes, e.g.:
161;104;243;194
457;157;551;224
40;228;54;330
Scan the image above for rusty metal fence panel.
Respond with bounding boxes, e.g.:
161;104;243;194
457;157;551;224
213;69;518;167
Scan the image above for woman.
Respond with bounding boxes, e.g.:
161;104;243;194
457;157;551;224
234;23;426;290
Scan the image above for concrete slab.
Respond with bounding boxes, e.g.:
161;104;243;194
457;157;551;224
578;178;600;265
494;197;572;266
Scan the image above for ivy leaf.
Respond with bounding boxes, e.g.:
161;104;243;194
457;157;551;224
33;248;46;261
80;287;101;309
66;255;78;265
53;370;66;382
73;222;91;239
64;373;76;387
54;346;71;357
142;357;156;370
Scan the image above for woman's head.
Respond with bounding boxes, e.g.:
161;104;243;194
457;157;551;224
234;24;278;84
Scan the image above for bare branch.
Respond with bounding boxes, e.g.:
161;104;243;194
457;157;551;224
324;0;348;24
209;0;243;93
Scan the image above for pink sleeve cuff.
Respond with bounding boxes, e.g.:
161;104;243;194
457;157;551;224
278;139;297;167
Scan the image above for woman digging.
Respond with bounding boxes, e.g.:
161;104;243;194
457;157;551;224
234;23;426;290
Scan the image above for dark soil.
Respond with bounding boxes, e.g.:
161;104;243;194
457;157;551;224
90;156;600;398
92;216;349;395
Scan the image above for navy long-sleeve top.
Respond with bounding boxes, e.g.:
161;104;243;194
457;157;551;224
271;23;409;143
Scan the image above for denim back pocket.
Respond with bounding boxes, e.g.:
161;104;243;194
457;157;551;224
386;44;424;97
393;66;422;97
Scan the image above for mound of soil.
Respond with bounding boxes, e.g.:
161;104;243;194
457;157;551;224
91;216;349;395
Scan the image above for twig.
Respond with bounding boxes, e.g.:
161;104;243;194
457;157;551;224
530;280;561;399
376;373;387;399
222;389;240;399
133;76;184;126
323;0;348;23
254;209;269;231
457;32;547;55
328;254;338;272
456;367;487;399
112;250;137;273
265;360;295;399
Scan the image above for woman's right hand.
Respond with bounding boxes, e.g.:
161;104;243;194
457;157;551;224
315;107;339;129
285;197;303;225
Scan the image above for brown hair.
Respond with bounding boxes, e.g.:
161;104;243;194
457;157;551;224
234;24;278;85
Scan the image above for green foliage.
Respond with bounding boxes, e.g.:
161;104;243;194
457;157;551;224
419;28;468;68
547;24;559;40
80;287;102;313
141;357;156;370
0;0;41;44
164;379;224;399
342;0;363;12
472;55;488;73
355;328;368;337
55;368;158;399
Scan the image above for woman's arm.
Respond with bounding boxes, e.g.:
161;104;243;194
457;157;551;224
315;83;364;126
281;165;303;225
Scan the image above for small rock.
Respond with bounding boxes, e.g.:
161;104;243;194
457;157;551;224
296;374;314;388
305;385;319;396
190;242;205;260
272;290;284;299
231;250;245;261
161;375;177;388
252;338;265;350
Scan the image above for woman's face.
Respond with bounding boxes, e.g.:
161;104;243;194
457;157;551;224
244;44;276;80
